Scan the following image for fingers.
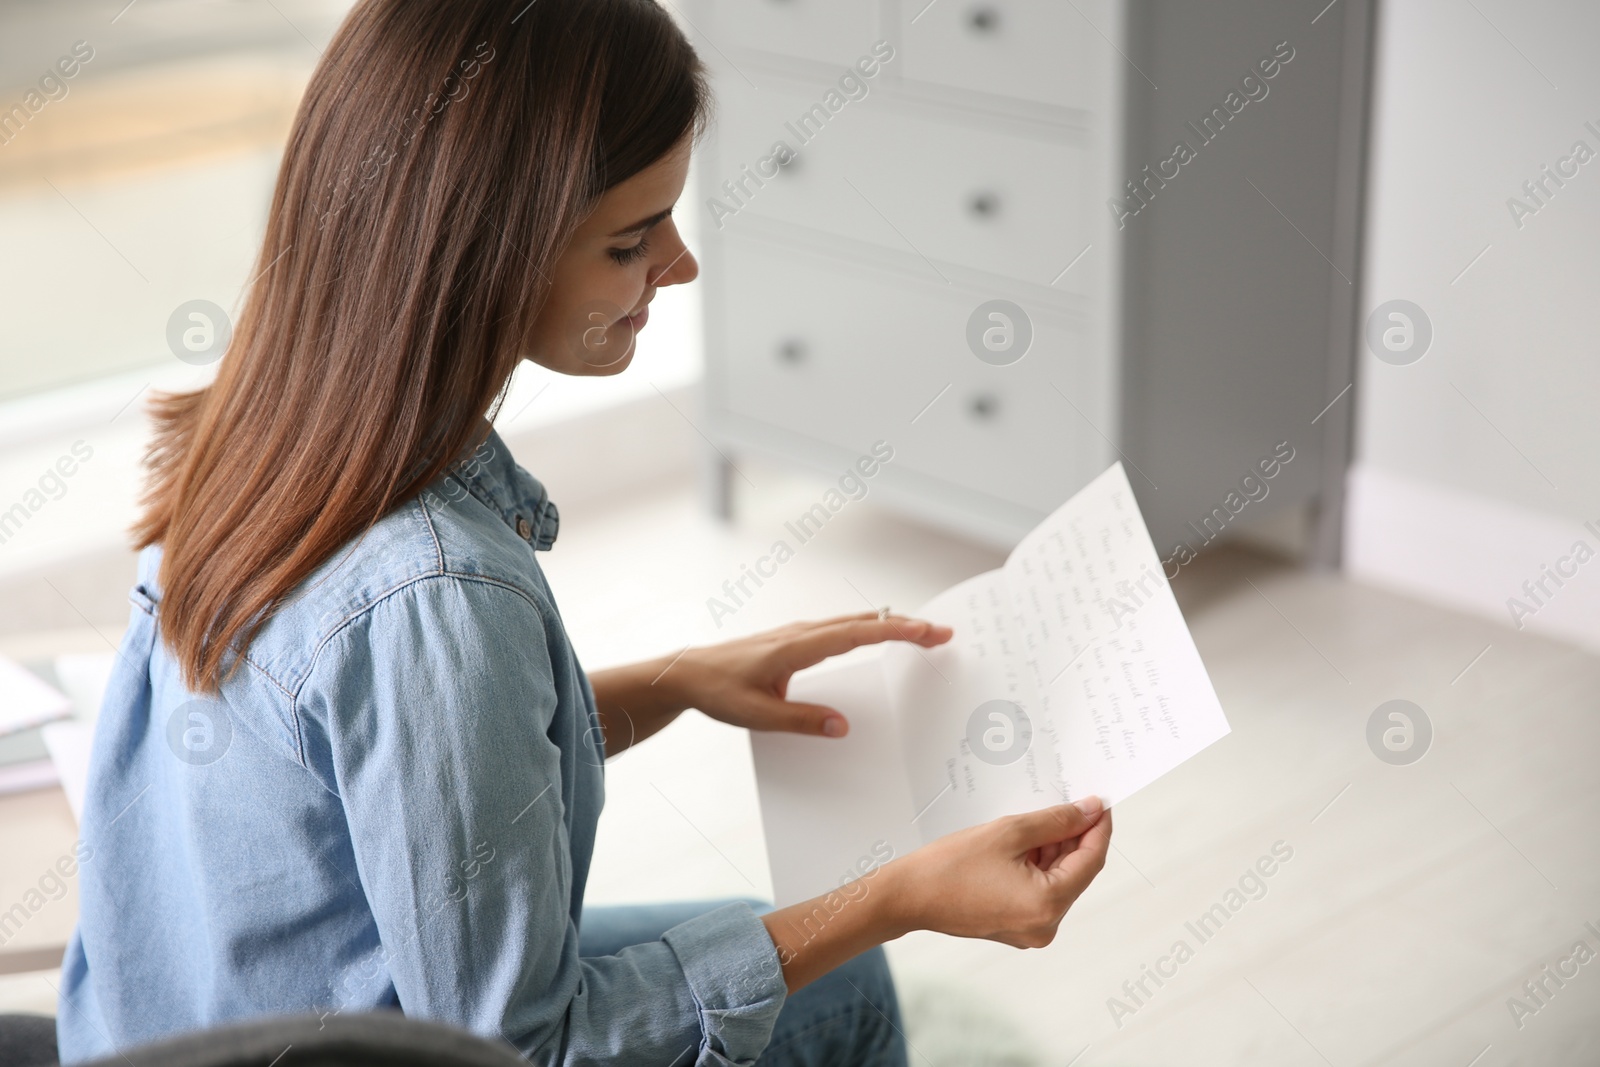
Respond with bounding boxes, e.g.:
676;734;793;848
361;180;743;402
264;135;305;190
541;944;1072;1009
750;695;849;738
1050;808;1112;884
780;615;954;671
1002;796;1104;852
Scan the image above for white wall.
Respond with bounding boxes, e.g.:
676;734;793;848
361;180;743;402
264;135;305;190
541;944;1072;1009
1348;0;1600;652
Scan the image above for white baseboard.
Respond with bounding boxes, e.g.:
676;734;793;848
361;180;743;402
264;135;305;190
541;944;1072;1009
1344;463;1600;654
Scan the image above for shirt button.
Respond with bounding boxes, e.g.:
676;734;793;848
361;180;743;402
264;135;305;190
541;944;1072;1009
516;516;533;541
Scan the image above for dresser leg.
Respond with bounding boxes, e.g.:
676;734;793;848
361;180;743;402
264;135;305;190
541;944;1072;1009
701;445;735;521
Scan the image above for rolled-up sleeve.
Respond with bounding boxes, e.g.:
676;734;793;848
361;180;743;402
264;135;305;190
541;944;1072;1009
299;574;787;1066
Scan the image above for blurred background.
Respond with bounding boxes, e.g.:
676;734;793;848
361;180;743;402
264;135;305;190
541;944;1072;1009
1;0;1596;1064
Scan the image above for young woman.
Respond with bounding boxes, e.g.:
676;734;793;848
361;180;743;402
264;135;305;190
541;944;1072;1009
57;1;1112;1063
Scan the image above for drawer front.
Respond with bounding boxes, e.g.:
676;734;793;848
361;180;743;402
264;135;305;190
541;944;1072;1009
897;0;1113;110
707;81;1088;289
713;241;1108;512
712;0;885;66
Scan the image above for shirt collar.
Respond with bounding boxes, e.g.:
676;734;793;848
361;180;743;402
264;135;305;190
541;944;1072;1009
443;427;560;551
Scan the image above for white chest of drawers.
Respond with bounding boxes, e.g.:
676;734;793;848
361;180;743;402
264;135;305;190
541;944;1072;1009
688;0;1374;561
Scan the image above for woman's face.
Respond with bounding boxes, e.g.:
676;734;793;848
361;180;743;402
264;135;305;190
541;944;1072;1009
525;138;699;375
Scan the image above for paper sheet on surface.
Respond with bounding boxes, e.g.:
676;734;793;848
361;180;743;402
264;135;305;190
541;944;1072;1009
0;654;73;737
753;463;1230;905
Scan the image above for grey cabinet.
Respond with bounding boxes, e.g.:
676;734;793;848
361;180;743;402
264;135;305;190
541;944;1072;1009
690;0;1374;561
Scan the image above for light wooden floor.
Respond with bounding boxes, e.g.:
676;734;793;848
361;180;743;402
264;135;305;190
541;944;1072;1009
3;463;1596;1066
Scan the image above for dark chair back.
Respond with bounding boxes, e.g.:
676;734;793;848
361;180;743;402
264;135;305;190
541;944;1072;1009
65;1010;534;1066
0;1013;58;1067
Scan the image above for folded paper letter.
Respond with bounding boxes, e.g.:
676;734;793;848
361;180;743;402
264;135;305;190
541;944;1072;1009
751;463;1231;905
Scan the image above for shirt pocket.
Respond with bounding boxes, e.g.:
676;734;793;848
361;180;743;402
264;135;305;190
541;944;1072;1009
124;582;161;663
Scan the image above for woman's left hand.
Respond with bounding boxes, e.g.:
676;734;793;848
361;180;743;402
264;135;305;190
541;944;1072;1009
668;611;953;738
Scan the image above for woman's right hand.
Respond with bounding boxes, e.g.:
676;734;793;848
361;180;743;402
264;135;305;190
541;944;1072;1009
887;796;1112;948
760;797;1111;992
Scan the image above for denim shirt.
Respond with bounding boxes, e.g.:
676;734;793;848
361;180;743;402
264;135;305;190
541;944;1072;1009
56;428;787;1065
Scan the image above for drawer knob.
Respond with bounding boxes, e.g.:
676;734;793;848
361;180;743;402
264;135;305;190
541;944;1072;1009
968;190;1001;219
968;393;1000;420
967;5;1001;33
776;338;808;363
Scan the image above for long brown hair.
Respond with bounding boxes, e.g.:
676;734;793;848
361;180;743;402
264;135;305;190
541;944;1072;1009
137;0;710;692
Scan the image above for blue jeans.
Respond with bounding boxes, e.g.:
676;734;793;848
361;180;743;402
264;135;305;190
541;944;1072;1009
579;899;908;1067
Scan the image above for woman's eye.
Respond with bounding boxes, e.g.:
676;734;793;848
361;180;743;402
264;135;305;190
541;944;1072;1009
608;237;649;265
